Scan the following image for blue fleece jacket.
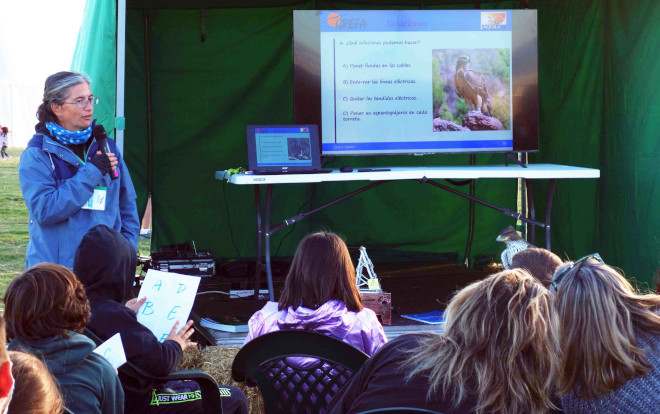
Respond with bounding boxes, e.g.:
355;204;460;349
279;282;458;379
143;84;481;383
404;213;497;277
9;332;124;414
19;123;139;269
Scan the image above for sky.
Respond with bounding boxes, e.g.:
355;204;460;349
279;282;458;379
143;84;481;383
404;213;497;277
0;0;87;145
0;0;87;83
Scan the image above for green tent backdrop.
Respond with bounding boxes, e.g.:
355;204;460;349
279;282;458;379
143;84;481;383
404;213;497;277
71;0;660;289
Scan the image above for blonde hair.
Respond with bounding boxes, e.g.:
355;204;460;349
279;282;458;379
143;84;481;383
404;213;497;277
553;260;660;398
8;351;63;413
403;269;560;414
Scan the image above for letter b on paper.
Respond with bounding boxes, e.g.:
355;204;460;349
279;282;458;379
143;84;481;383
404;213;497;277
136;269;200;342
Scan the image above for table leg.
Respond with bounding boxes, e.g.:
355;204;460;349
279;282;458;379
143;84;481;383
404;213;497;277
253;186;262;303
525;179;536;246
264;184;275;302
545;179;556;250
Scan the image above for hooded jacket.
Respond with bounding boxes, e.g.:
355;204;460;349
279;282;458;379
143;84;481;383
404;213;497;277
74;225;183;411
244;300;388;356
19;123;139;269
9;332;124;414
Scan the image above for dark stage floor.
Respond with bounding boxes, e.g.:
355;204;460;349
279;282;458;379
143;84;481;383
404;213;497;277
191;259;496;327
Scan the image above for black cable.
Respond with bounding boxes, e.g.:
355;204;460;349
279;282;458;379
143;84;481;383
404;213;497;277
222;178;242;258
273;184;317;257
321;156;338;168
445;178;473;186
273;223;296;258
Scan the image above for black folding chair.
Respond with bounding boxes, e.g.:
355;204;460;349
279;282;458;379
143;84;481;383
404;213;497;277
83;328;222;414
232;330;369;413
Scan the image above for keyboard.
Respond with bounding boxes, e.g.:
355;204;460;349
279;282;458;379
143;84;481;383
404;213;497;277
253;169;332;175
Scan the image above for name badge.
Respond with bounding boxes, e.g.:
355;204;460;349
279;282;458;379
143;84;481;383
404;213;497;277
82;186;107;211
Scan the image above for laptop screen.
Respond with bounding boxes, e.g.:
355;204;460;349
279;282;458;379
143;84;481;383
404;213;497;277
246;125;322;173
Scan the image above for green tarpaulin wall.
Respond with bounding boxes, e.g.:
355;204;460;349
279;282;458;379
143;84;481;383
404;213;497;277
71;0;660;289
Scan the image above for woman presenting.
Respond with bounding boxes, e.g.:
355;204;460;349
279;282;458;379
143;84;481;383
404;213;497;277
19;71;139;268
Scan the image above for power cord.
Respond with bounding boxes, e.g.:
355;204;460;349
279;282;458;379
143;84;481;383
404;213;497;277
273;183;317;257
222;178;243;258
321;156;338;168
196;290;267;300
222;171;318;259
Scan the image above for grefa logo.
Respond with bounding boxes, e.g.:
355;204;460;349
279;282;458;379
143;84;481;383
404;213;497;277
327;12;366;30
481;12;506;29
327;12;341;27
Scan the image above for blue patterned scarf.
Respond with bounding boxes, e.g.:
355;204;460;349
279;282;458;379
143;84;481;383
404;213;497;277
45;121;93;145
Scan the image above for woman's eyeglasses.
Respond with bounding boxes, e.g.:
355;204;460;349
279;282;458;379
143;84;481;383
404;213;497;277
551;253;604;292
62;97;100;109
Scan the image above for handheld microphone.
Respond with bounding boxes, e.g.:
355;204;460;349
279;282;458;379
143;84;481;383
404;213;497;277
93;124;119;180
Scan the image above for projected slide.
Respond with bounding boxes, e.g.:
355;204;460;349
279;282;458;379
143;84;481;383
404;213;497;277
320;10;514;155
255;127;313;167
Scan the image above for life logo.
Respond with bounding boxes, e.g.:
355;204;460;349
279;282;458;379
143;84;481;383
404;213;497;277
481;12;507;30
327;12;366;30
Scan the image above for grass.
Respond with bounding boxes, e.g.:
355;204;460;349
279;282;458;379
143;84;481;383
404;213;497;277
0;148;151;305
0;149;29;298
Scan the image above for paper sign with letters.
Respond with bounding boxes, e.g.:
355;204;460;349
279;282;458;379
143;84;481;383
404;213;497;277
136;269;201;342
93;333;126;369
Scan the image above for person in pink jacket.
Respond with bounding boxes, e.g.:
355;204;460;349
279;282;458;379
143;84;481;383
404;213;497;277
244;231;387;356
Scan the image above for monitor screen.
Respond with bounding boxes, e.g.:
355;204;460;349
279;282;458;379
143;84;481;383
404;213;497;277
246;125;322;172
293;10;539;156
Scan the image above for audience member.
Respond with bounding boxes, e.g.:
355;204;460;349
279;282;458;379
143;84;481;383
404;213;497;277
244;231;387;356
74;224;247;414
3;263;124;414
328;269;560;414
0;127;9;160
551;254;660;413
7;351;63;414
510;247;562;288
0;316;15;413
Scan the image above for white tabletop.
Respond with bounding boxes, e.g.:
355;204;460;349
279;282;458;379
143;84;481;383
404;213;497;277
217;164;600;185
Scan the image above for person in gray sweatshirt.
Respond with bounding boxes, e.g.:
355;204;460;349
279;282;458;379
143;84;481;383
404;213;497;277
4;262;124;414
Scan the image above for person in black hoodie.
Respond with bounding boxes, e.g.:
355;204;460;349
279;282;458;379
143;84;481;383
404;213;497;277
74;224;247;414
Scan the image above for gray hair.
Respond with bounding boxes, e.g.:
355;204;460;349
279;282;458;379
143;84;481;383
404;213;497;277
36;71;91;124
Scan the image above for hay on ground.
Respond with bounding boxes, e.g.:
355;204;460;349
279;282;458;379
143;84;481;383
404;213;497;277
179;345;264;414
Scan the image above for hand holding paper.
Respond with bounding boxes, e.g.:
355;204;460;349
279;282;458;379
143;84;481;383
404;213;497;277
125;296;147;314
166;320;197;351
136;269;201;342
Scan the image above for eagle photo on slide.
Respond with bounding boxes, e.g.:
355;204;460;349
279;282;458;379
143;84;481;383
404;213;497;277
453;55;492;116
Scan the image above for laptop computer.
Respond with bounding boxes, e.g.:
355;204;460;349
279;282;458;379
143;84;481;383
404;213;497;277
246;124;330;174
